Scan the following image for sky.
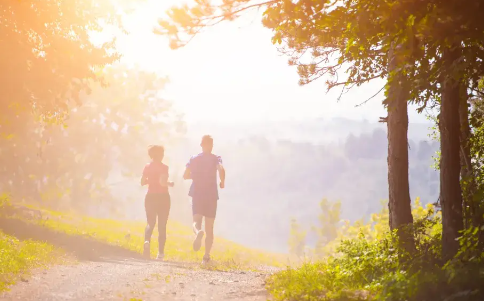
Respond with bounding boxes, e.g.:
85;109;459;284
109;0;431;125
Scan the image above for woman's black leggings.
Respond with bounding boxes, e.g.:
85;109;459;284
144;193;171;253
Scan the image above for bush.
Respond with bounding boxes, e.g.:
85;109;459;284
268;200;484;301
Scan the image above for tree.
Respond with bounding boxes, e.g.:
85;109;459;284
439;47;464;258
0;65;185;213
411;2;484;257
0;0;121;130
385;45;414;247
313;199;341;256
288;218;307;258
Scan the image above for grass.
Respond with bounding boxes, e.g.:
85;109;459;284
0;230;66;292
33;207;285;270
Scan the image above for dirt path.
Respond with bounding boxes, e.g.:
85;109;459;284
0;214;276;301
0;257;274;301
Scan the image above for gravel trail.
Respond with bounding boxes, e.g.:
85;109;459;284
0;257;274;301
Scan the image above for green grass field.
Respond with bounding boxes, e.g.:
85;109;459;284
0;198;286;291
0;231;67;292
37;207;286;269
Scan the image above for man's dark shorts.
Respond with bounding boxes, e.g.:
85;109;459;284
192;198;218;219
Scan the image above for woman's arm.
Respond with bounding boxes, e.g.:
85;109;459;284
160;166;174;187
141;165;148;186
159;174;169;187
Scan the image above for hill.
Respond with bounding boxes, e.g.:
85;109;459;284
0;198;285;292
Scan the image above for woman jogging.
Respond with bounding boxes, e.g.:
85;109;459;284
140;145;174;260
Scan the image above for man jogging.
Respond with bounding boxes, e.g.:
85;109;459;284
183;135;225;264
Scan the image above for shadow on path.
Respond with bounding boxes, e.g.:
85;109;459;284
0;216;146;263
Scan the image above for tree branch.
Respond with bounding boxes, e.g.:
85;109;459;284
198;0;278;23
356;85;386;107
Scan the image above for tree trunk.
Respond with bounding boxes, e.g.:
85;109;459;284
440;47;464;260
386;45;414;248
459;84;474;229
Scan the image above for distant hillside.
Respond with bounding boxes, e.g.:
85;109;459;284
108;118;439;253
186;117;434;144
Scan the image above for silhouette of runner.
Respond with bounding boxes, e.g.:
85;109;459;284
141;145;174;261
183;135;225;264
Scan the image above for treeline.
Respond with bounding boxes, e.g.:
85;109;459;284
0;2;184;215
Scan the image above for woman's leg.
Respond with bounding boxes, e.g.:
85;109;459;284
157;193;171;254
144;194;156;242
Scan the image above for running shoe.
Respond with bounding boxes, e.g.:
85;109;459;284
143;241;150;259
202;255;211;265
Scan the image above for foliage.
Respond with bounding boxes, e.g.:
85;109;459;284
0;1;178;213
467;84;484;227
269;199;484;301
0;0;122;126
304;198;438;258
0;65;185;212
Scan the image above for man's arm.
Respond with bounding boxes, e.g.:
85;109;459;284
218;164;225;189
217;156;225;188
183;167;192;180
183;157;192;180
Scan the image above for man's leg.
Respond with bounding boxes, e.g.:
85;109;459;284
202;200;217;262
204;217;215;259
193;213;203;234
192;213;204;251
192;198;205;251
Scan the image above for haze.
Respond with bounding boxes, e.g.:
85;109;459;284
95;0;437;252
1;0;437;254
